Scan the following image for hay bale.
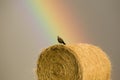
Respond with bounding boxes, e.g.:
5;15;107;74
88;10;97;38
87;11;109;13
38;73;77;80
37;43;111;80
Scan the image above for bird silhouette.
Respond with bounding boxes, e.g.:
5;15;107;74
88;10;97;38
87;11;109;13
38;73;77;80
57;36;66;45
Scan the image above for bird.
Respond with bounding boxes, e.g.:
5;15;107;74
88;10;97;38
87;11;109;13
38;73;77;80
57;36;66;45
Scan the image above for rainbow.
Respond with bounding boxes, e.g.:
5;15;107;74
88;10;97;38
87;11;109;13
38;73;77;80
25;0;86;44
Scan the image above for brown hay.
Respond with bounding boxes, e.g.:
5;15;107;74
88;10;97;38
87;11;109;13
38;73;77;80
37;43;111;80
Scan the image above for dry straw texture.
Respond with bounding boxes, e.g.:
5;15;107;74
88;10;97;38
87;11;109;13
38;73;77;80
37;43;111;80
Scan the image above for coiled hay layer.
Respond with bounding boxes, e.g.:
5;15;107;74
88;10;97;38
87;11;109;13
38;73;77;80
37;43;111;80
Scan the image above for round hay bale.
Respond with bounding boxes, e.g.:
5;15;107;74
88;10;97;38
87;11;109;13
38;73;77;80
37;43;111;80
